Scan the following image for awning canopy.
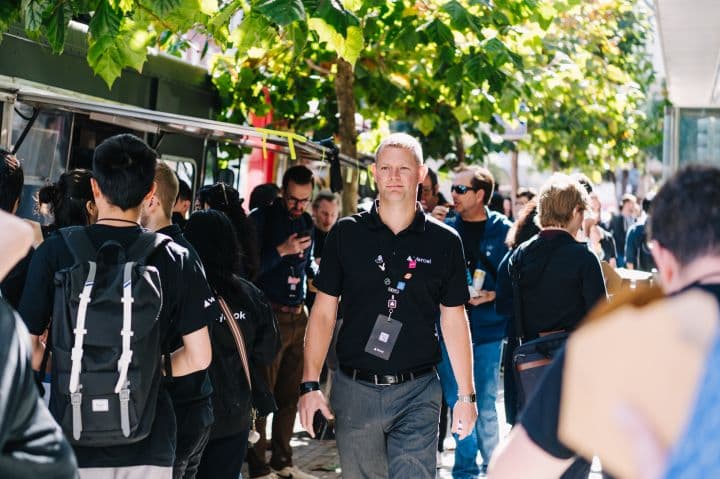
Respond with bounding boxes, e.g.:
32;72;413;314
0;75;370;168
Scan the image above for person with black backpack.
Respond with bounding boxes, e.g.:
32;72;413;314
183;209;280;479
18;134;215;479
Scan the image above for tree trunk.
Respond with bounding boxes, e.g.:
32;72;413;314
510;148;519;216
454;131;466;164
334;58;358;215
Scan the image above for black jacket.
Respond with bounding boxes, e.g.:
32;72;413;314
0;298;77;477
208;278;280;439
504;230;607;340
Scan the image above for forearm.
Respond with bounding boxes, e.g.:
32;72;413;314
302;306;336;382
29;334;45;372
440;310;474;394
168;347;206;377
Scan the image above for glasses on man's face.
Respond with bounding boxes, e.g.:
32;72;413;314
286;195;311;208
450;184;477;195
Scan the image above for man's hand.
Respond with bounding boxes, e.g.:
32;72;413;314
277;233;313;257
451;401;478;441
468;290;496;306
298;390;334;438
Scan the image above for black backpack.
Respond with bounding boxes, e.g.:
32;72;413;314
49;226;169;447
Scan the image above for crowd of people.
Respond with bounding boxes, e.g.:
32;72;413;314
0;131;717;479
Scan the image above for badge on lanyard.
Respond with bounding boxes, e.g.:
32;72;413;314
365;314;403;360
288;276;301;291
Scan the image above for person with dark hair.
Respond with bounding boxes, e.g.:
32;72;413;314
625;194;656;272
442;165;512;476
0;149;32;308
608;193;638;267
495;199;541;426
489;165;720;478
420;167;449;214
199;183;261;281
140;162;215;479
249;183;281;211
0;148;24;214
37;169;97;237
183;210;280;479
247;165;317;479
488;191;505;216
172;178;193;229
19;133;216;479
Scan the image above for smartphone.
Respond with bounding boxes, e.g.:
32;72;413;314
312;410;335;440
297;229;313;240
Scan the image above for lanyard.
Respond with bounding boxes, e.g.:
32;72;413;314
374;249;419;320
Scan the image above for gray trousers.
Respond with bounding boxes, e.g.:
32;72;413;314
331;369;442;479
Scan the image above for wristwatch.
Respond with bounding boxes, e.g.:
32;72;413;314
457;393;477;403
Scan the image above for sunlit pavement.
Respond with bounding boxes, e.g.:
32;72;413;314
245;387;605;478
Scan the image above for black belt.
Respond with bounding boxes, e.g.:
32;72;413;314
340;365;436;386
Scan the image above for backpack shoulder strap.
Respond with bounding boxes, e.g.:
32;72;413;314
60;226;98;264
126;232;172;264
509;246;526;342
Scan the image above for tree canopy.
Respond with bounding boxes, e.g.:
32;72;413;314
2;0;662;177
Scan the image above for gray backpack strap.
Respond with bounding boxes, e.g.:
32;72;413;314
126;232;170;265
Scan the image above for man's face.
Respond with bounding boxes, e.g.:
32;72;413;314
314;199;339;232
283;181;313;219
622;199;637;217
420;175;438;212
372;147;425;203
451;171;483;217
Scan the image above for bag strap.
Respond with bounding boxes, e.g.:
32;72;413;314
60;226;98;264
217;296;252;391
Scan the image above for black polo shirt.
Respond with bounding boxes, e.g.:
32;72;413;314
314;202;469;374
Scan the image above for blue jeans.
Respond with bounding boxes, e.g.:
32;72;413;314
438;340;502;478
331;368;442;478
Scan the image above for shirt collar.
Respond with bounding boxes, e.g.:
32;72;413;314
367;200;427;234
158;224;182;239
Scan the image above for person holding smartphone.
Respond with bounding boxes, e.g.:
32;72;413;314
247;166;317;479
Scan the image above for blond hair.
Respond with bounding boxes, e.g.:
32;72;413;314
536;174;589;228
154;162;179;219
374;133;424;165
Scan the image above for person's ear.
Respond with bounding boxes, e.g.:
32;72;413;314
143;181;158;204
90;178;102;201
650;241;678;290
418;165;428;184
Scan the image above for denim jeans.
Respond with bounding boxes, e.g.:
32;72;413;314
331;368;442;478
438;340;502;478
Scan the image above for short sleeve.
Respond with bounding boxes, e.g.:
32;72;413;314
519;349;575;459
313;224;343;297
439;232;471;307
169;245;220;336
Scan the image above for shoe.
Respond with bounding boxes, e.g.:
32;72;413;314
272;466;319;479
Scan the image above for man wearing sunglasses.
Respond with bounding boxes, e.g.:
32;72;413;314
441;166;512;477
248;165;318;479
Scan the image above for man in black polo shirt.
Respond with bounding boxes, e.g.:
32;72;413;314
248;165;317;479
489;165;720;478
140;163;214;479
298;133;478;477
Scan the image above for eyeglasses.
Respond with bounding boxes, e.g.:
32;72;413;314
450;184;478;195
286;195;311;207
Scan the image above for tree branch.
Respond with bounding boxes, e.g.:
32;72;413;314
305;58;331;76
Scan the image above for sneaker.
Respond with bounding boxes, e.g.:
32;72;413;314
272;466;319;479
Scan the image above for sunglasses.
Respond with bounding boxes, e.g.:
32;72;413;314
451;184;478;195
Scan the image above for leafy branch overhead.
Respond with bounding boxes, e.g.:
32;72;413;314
5;0;661;172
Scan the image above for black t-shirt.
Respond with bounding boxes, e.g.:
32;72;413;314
314;202;469;373
520;283;720;459
0;248;33;309
459;220;487;271
0;298;77;478
313;226;329;260
18;224;219;468
157;224;214;429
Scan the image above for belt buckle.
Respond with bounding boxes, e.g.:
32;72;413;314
374;374;397;386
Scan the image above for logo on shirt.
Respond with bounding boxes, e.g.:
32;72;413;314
407;255;432;266
203;297;216;308
218;310;247;323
